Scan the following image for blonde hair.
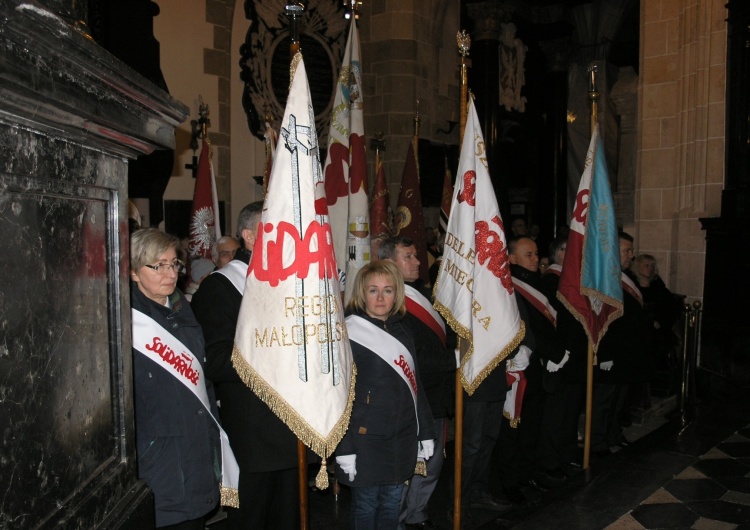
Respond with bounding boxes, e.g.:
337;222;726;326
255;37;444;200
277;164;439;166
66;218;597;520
347;260;406;318
130;228;180;271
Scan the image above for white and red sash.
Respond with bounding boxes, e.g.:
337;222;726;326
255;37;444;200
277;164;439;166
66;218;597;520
545;263;562;277
621;273;644;306
404;284;446;346
345;314;419;426
512;277;557;327
504;345;530;428
131;308;240;507
215;257;249;295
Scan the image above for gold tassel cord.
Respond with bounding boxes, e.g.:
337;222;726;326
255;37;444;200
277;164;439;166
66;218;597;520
316;459;329;490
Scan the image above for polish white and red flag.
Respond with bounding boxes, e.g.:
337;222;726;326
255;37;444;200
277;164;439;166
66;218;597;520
433;98;525;394
188;137;221;259
323;19;370;301
557;123;623;351
233;54;354;485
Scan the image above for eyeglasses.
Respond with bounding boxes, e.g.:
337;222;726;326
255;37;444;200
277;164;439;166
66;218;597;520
144;259;184;275
218;249;237;258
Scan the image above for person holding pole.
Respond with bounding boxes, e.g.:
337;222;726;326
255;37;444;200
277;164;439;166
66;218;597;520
493;235;569;501
191;202;301;530
590;232;654;456
379;236;456;529
337;261;437;530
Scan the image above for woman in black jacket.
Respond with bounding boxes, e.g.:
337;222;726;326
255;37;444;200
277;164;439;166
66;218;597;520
337;261;436;530
130;228;226;529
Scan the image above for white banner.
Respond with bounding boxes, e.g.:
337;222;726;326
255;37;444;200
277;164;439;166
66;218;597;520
433;98;525;395
233;54;355;466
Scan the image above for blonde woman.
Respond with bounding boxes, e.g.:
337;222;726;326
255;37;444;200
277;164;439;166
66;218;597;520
336;261;436;530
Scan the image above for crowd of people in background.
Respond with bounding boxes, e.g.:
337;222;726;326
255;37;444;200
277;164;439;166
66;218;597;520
127;204;682;529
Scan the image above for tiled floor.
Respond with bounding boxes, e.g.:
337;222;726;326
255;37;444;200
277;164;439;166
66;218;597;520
209;378;750;529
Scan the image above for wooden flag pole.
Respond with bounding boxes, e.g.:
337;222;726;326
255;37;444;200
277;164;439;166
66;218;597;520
582;64;600;471
583;341;594;469
453;29;471;530
285;4;309;529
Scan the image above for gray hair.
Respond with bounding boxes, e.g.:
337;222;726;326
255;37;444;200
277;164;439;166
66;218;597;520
130;228;179;271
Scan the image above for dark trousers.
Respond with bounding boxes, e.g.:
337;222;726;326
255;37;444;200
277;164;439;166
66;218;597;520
494;365;545;487
591;383;628;451
537;382;585;470
461;400;504;502
226;467;299;530
399;417;447;526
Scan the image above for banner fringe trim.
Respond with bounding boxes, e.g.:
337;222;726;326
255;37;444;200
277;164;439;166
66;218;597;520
230;346;356;467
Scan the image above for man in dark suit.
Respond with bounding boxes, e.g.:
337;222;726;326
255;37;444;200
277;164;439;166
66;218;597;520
192;201;301;530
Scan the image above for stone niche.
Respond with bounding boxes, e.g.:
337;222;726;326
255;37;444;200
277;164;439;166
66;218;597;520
0;1;188;528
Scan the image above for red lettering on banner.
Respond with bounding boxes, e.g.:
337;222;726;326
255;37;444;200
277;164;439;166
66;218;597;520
475;215;513;293
458;170;476;205
250;220;338;287
349;133;366;193
324;142;349;205
573;189;589;223
394;355;418;395
145;336;200;385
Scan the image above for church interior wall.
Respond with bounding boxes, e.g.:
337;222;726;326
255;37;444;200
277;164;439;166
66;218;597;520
636;0;726;301
148;0;726;303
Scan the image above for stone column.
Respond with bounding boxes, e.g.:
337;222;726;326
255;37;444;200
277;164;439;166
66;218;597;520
611;66;638;228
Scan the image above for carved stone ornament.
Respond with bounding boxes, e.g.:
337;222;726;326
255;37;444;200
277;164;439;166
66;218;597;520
240;0;348;141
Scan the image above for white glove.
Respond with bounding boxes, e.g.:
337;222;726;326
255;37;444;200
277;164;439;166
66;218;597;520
508;345;532;371
600;360;614;371
547;350;570;372
336;454;357;481
418;439;435;460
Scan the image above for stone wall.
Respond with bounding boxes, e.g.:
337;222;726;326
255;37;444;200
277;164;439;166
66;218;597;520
636;0;726;299
359;0;461;212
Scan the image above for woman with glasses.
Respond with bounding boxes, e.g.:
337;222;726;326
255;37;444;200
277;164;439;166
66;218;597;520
130;228;232;529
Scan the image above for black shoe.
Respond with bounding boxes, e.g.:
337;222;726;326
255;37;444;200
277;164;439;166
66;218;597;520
469;493;513;512
593;448;613;458
406;520;437;529
543;467;568;482
521;478;549;492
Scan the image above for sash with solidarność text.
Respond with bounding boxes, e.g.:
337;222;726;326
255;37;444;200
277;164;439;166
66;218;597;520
131;308;240;507
345;314;419;430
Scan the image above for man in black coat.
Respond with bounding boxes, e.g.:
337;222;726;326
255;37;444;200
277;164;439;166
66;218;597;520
191;201;301;530
591;232;654;455
537;234;588;475
495;236;569;501
380;236;455;529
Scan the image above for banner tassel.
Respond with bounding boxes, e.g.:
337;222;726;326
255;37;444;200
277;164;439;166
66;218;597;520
315;459;329;490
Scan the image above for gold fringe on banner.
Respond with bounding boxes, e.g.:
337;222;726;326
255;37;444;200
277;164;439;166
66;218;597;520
231;346;357;489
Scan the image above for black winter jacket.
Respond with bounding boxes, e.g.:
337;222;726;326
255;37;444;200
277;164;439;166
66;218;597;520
131;283;220;527
402;280;456;419
336;312;436;487
190;249;300;473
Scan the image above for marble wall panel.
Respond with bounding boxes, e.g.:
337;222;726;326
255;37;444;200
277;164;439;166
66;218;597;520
0;127;144;529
